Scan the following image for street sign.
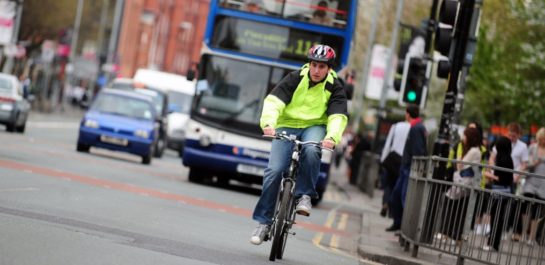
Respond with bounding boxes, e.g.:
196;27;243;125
365;44;398;100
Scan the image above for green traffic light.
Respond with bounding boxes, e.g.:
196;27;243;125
407;90;417;102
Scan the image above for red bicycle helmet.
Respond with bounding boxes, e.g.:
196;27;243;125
307;44;336;66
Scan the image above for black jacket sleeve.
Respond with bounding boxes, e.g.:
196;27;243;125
325;78;348;117
268;70;302;105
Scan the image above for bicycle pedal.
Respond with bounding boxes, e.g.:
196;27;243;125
289;232;296;236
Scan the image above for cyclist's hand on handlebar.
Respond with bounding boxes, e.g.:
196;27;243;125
321;138;335;150
263;126;276;137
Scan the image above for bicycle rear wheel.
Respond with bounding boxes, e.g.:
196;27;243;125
269;180;293;261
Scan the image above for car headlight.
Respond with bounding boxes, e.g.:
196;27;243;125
134;129;150;138
84;119;99;128
199;134;211;147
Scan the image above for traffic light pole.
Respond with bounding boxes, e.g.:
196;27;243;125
431;0;481;179
425;0;440;54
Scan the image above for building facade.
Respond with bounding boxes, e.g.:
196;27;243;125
117;0;210;78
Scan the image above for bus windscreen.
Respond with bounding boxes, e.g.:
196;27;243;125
211;16;343;66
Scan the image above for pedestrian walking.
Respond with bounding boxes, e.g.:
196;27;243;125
514;127;545;244
379;120;410;217
489;123;528;241
483;136;514;251
387;104;427;232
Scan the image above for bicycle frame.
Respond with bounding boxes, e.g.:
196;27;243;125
266;132;328;261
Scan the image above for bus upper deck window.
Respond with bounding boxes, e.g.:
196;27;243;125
244;0;265;14
309;1;332;26
219;0;267;14
283;0;348;28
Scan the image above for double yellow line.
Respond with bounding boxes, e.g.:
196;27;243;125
312;209;349;251
312;190;385;264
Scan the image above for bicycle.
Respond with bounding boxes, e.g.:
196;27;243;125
263;132;332;261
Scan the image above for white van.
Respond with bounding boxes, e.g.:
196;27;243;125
134;69;195;154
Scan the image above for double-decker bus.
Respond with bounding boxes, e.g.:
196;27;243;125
182;0;357;204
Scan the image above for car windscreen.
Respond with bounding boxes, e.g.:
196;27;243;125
91;93;155;121
110;82;134;90
135;89;164;116
167;91;192;114
0;77;13;93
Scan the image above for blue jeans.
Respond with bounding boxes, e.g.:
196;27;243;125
252;125;326;225
390;164;410;228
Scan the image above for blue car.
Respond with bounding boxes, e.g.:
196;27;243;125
77;89;159;164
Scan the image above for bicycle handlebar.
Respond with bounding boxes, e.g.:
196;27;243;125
263;132;334;152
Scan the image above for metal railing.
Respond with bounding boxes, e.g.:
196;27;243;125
400;156;545;265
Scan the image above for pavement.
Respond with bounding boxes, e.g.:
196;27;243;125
329;161;480;265
28;103;86;122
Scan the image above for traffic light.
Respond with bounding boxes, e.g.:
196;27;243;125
394;25;426;91
398;55;429;108
434;0;460;79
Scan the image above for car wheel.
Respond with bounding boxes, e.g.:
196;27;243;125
188;167;213;183
216;175;230;187
6;123;15;132
188;168;200;182
153;137;165;158
16;123;26;133
76;143;90;152
142;153;152;165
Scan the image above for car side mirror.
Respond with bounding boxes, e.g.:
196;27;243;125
187;69;195;81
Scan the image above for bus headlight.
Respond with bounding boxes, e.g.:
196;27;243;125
199;134;211;147
134;129;150;138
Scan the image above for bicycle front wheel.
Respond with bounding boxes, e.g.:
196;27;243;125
269;180;293;261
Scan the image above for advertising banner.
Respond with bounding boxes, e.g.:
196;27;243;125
0;0;16;45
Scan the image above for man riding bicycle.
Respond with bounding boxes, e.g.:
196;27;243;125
250;44;348;245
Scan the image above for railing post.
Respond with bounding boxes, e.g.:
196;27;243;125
411;245;419;258
456;256;465;265
411;156;434;257
460;184;476;254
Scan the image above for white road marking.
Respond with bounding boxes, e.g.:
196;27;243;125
0;187;39;192
27;121;79;129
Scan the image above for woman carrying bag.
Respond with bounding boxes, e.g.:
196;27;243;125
440;127;482;245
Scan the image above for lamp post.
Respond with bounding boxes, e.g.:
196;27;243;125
105;0;124;80
67;0;84;77
2;0;23;74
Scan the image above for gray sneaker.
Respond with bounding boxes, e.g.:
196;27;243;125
250;224;270;245
296;195;312;216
